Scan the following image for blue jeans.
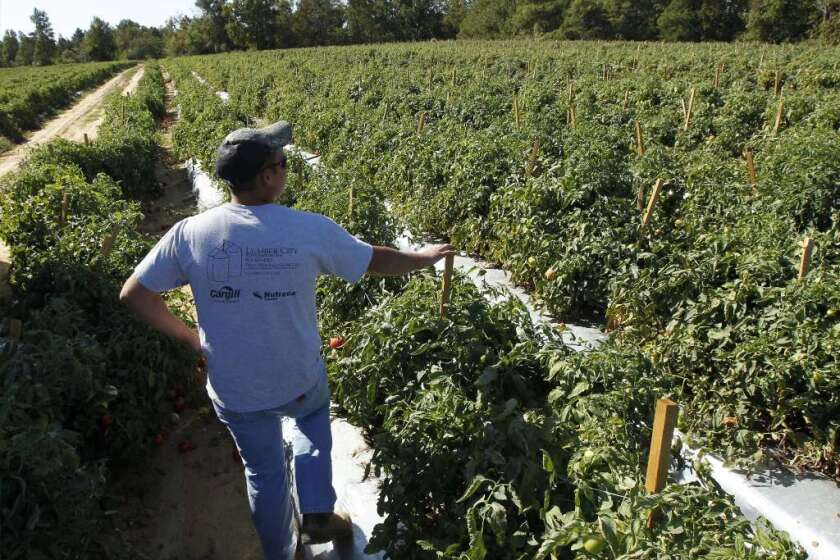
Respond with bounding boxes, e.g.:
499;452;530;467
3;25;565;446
211;371;336;560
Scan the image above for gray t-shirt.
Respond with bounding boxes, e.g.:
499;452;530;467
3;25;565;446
134;202;373;412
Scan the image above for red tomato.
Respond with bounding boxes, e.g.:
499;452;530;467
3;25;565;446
174;396;186;412
178;440;195;453
329;336;345;349
153;433;164;445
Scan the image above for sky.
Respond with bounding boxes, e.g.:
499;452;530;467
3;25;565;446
0;0;201;38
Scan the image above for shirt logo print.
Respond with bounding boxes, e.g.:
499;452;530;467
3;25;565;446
208;240;242;282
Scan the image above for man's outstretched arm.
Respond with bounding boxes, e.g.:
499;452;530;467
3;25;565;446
366;244;455;276
119;275;201;353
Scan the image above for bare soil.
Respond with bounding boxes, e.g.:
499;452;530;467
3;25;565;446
0;65;145;307
104;71;265;560
0;65;142;177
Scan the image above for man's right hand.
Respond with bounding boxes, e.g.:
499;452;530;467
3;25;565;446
367;244;457;276
417;243;456;267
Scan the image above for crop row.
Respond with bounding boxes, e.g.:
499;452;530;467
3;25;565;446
166;40;839;479
0;61;133;150
0;64;197;559
163;42;821;558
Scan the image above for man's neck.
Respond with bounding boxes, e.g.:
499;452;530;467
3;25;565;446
230;191;275;206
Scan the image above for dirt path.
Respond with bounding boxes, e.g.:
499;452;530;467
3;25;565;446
0;64;143;308
0;64;141;178
103;71;265;560
62;64;146;144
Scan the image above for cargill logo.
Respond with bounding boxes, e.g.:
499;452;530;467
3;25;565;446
210;286;240;302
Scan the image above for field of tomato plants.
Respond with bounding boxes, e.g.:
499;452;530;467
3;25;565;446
0;64;198;559
162;39;839;558
0;61;132;151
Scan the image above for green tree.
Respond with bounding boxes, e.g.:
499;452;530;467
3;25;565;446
396;0;448;40
458;0;516;38
15;32;34;65
195;0;234;52
606;0;665;40
659;0;745;41
815;0;840;43
347;0;396;43
83;17;117;61
115;20;164;59
1;30;19;66
657;0;700;40
559;0;612;39
30;8;56;65
442;0;468;37
291;0;346;47
226;0;280;50
745;0;818;42
511;0;568;35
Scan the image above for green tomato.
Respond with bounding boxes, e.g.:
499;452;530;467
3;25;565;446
583;535;606;554
527;256;537;267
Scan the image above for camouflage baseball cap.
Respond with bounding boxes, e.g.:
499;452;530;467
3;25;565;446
216;121;293;184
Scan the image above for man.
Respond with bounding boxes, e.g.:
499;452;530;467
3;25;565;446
119;121;454;560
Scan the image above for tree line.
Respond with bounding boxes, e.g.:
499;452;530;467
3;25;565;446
2;0;838;67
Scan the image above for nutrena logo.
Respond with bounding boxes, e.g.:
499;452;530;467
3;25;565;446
253;290;296;301
210;286;240;302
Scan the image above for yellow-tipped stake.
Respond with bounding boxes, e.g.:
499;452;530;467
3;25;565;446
683;87;696;131
59;192;69;227
773;92;785;134
641;178;663;231
645;398;680;528
100;224;120;257
744;150;758;195
635;120;645;156
513;95;521;130
526;136;540;177
799;238;815;280
439;254;454;319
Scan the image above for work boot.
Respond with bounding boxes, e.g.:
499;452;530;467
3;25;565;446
300;511;353;545
294;538;305;560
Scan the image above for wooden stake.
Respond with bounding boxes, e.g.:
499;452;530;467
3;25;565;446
714;63;723;89
526;136;540;177
744;151;758;195
683;87;696;131
774;70;781;97
635;120;645;156
636;183;646;213
6;318;22;341
799;238;814;280
439;254;455;318
641;178;663;231
645;398;679;528
59;192;68;227
623;90;630;111
513;96;521;129
569;105;577;129
100;225;119;257
83;133;89;146
773;93;785;134
417;112;425;134
348;186;354;219
568;81;575;105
